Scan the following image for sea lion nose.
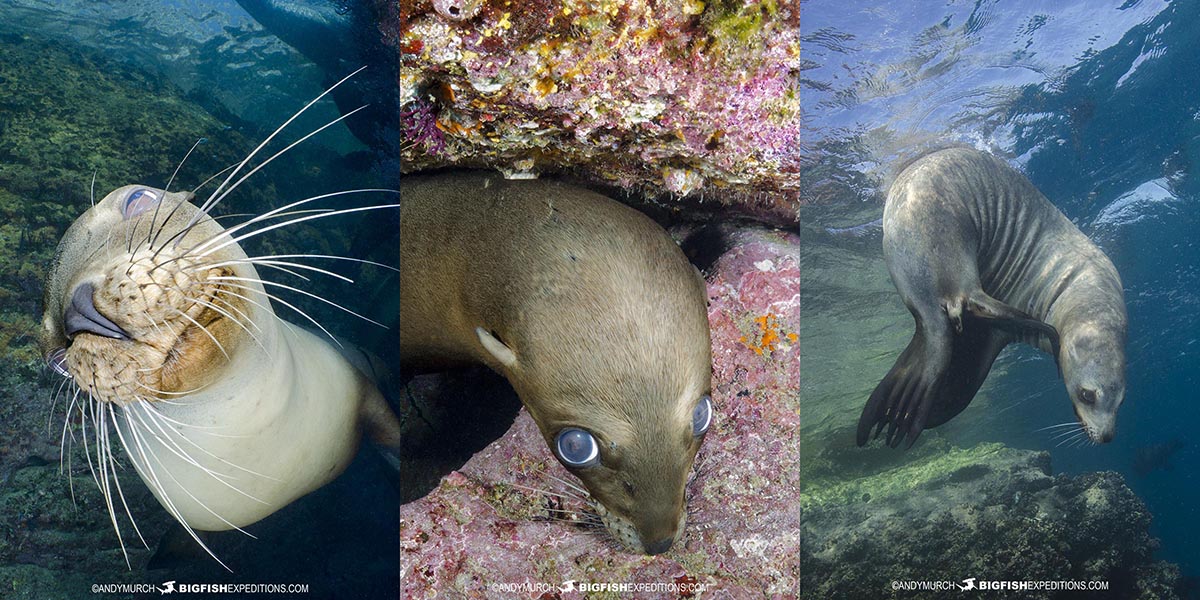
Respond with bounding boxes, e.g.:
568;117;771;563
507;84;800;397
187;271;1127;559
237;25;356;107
643;537;674;555
64;282;130;340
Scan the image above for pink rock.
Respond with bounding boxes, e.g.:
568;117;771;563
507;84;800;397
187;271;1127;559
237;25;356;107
398;0;800;226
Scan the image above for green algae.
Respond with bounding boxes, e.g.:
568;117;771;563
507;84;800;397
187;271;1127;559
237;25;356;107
704;0;781;47
801;441;1009;511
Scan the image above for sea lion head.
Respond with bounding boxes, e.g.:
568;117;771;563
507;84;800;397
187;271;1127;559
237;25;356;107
473;244;713;555
39;185;257;405
1060;318;1126;443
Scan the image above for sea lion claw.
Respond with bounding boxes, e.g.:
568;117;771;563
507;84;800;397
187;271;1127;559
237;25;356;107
856;330;946;448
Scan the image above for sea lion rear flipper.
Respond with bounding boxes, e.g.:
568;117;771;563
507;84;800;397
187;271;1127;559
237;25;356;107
857;327;950;449
926;326;1009;429
965;291;1061;360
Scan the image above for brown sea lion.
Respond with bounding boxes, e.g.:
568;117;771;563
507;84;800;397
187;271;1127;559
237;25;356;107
400;172;713;555
858;147;1127;448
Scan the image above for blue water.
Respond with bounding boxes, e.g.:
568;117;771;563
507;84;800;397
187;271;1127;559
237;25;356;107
803;0;1200;581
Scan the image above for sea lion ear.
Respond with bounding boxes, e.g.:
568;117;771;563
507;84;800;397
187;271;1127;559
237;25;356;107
476;327;518;368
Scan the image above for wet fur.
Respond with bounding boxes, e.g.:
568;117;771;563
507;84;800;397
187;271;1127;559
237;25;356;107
859;147;1127;448
400;173;712;553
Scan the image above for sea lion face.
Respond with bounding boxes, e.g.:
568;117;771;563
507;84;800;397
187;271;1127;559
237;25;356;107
39;185;253;405
478;277;713;555
527;383;712;555
1061;321;1126;443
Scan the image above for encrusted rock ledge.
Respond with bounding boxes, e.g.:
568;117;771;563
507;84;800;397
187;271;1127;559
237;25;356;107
801;440;1184;599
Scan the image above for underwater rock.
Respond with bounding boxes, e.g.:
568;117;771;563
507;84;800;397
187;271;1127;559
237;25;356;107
801;443;1184;599
398;0;800;226
399;228;799;595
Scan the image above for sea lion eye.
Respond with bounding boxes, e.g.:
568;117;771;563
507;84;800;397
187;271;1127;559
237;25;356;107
123;188;161;219
555;428;599;467
1078;388;1097;405
46;347;71;379
692;394;712;436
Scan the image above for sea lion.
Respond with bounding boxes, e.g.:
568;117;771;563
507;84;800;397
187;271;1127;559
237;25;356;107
39;183;401;566
858;147;1127;448
400;173;713;555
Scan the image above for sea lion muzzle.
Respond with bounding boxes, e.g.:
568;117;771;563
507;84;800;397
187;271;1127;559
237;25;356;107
63;282;130;340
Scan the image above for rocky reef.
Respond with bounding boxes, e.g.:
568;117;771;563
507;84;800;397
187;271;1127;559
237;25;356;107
400;228;799;596
802;440;1183;599
398;0;800;225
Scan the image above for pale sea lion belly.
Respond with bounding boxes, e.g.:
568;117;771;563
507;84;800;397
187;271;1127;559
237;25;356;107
400;172;713;554
859;147;1127;448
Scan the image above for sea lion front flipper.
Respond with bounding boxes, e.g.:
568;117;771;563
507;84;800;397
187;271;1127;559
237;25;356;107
965;291;1061;359
857;325;951;449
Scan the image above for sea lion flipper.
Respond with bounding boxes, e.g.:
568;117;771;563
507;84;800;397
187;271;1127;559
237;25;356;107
965;291;1060;356
857;328;949;448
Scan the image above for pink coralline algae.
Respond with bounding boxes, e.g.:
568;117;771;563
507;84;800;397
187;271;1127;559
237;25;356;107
399;0;800;226
399;229;799;596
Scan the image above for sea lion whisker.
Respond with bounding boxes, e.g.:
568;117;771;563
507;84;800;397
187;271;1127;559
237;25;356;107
135;403;280;483
201;105;370;221
142;194;202;263
47;375;74;435
134;381;209;398
1050;427;1085;441
163;304;230;361
1035;421;1082;432
130;405;272;502
507;482;589;504
190;65;366;224
542;473;591;498
152;278;260;340
121;407;259;538
139;138;207;252
191;197;399;259
166;209;336;260
167;290;268;355
105;404;152;550
200;258;353;284
206;290;267;343
213;281;344;348
135;403;247;436
171;189;391;261
94;406;134;567
164;137;205;195
1055;430;1086;448
120;408;236;572
213;275;383;327
190;161;239;197
89;170;98;207
215;253;400;273
79;391;104;493
202;285;299;345
59;387;83;477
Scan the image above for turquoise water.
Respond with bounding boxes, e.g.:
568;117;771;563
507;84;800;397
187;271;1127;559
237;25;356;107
803;0;1199;586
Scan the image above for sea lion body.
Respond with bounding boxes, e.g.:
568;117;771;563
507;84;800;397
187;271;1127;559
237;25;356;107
40;185;398;534
858;148;1127;447
400;173;713;554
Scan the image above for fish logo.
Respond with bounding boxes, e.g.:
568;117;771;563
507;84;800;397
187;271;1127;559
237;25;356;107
159;581;177;594
958;577;977;591
559;580;577;592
